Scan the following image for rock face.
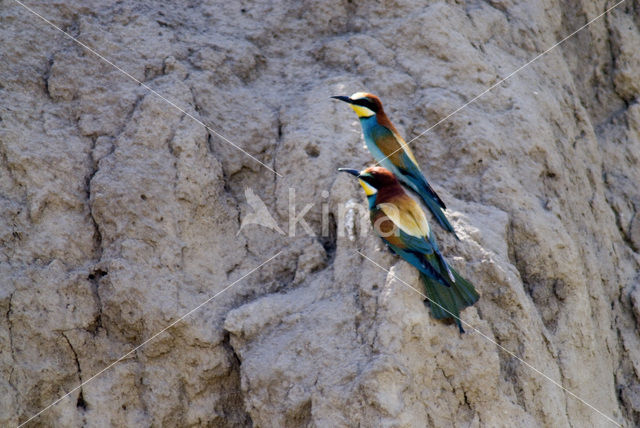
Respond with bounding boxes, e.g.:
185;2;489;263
1;0;639;426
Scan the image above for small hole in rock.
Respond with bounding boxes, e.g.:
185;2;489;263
305;145;320;158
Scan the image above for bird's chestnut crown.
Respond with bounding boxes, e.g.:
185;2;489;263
358;166;398;188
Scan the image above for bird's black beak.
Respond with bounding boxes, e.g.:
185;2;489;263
338;168;360;177
331;95;354;104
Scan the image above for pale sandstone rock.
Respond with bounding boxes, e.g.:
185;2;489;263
1;0;639;427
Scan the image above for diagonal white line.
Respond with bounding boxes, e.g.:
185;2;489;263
11;0;283;178
356;250;621;427
375;0;627;167
16;251;282;428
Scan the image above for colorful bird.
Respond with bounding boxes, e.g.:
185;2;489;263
339;166;479;332
332;92;458;239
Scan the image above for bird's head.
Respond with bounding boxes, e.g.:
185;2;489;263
338;166;398;196
331;92;383;119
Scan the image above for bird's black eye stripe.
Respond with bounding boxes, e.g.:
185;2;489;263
359;173;374;184
353;98;378;112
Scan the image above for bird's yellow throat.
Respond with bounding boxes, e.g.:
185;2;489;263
358;179;377;196
350;104;375;118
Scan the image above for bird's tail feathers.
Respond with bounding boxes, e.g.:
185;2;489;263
449;266;480;307
424;252;454;286
420;266;479;333
436;251;455;283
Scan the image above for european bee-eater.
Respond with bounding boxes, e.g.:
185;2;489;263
332;92;459;239
339;166;479;332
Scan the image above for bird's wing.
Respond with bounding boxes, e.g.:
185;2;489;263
376;208;452;287
391;130;420;165
372;124;447;210
370;208;430;252
378;196;430;239
386;241;452;288
396;152;447;210
378;198;456;283
374;113;421;165
370;126;406;167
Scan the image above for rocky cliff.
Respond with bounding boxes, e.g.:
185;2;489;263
1;0;639;426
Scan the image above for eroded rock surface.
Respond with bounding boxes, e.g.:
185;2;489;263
1;0;639;426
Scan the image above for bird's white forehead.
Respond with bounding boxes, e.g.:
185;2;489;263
350;91;369;100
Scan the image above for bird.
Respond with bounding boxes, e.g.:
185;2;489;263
332;92;458;239
338;166;479;332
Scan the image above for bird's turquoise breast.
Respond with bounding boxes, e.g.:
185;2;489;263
366;193;377;210
359;116;396;172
